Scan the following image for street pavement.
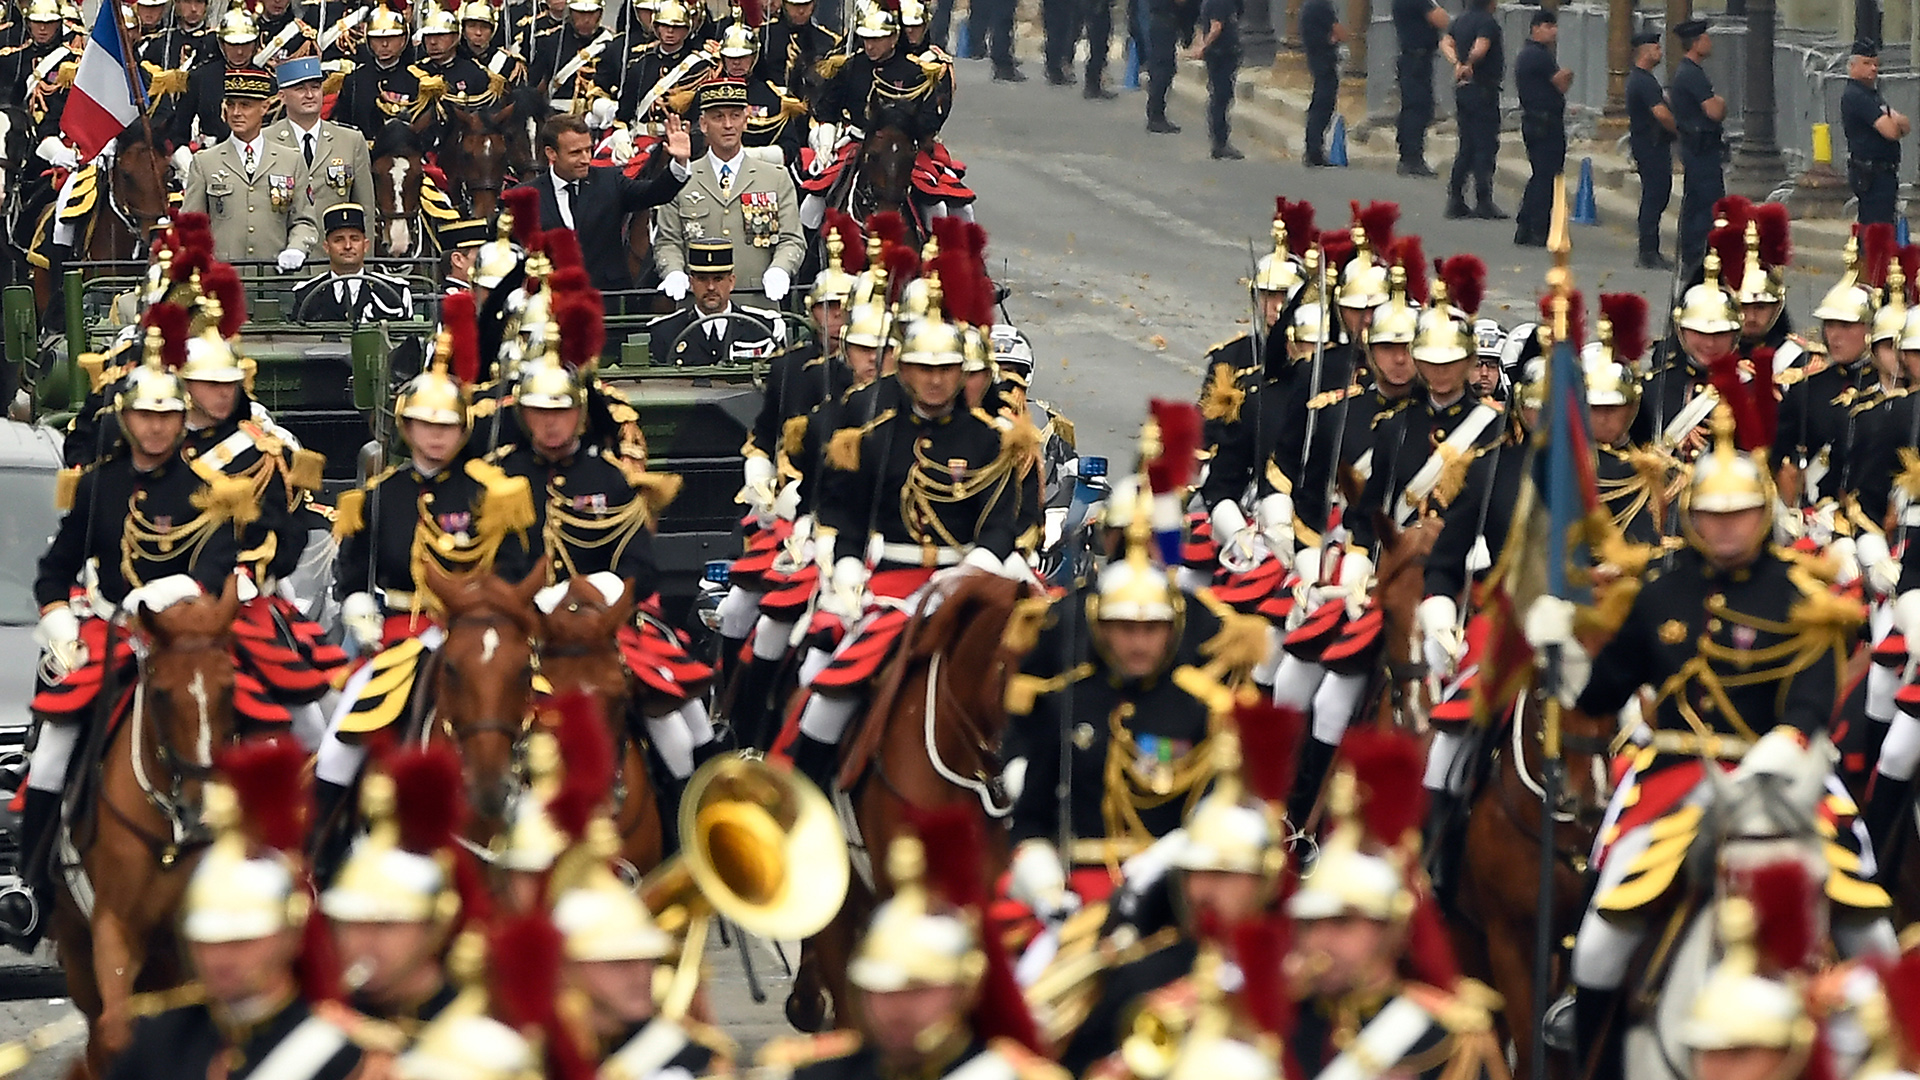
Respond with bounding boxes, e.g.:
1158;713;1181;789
0;48;1680;1067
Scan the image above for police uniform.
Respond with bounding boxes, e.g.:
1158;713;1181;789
181;69;321;260
267;57;376;257
1445;1;1503;219
1513;10;1565;247
1391;0;1441;172
1843;39;1901;226
1625;32;1674;266
1301;0;1340;166
1669;20;1725;267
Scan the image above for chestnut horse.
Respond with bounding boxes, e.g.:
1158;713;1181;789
51;580;242;1078
1452;698;1616;1080
371;119;429;260
418;564;544;841
787;570;1034;1031
535;576;665;877
438;92;538;222
31;122;171;318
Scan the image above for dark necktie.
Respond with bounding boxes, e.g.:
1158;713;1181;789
302;132;315;167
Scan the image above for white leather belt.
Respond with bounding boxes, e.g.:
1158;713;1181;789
878;542;964;567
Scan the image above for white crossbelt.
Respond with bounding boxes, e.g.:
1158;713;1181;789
1395;402;1500;526
247;1016;349;1080
254;20;307;66
877;542;965;567
550;28;614;88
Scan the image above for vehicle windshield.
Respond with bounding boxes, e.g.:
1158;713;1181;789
0;468;57;626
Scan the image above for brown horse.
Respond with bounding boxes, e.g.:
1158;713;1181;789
438;98;529;222
787;570;1034;1031
1366;514;1445;732
1452;698;1616;1080
535;576;665;878
51;579;242;1078
851;126;922;247
32;122;171;316
371;119;429;259
420;564;544;839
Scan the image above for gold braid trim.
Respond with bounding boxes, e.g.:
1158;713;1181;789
333;488;366;541
544;483;654;584
1100;702;1216;878
54;466;80;512
1003;663;1092;716
288;448;326;493
782;414;810;461
189;469;263;531
1200;363;1244;424
816;52;850;79
1002;409;1043;479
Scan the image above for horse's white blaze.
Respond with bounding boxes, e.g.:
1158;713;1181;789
188;670;212;765
387;157;412;254
481;626;499;664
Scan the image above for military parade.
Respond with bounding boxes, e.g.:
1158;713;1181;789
0;0;1917;1075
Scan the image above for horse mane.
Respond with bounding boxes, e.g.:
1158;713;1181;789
372;118;420;159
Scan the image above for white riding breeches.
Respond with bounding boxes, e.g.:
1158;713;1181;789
753;615;795;661
28;723;78;794
1310;670;1367;744
718;585;760;640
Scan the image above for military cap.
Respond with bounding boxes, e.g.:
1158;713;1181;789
1673;18;1709;39
223;67;276;100
442;219;490;249
276;55;323;86
324;203;368;235
1631;29;1661;45
688;238;735;273
697;78;750;111
1530;7;1555;24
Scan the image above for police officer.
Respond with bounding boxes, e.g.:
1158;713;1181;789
181;67;320;268
1391;0;1454;176
1843;38;1909;227
1444;0;1504;220
1626;30;1676;269
1298;0;1343;168
1189;0;1240;159
1670;19;1726;269
648;239;787;367
1143;0;1178;133
1513;8;1569;247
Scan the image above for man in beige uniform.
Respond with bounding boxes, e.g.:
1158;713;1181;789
181;67;321;268
265;56;373;259
655;79;804;303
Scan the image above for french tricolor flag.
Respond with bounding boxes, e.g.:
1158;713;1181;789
60;3;146;163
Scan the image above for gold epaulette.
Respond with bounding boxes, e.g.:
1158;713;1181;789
1000;407;1042;474
777;92;807;119
781;414;808;459
986;1039;1071;1080
126;982;207;1018
54;465;82;511
1776;542;1842;587
815;52;849;79
140;61;188;96
1200;361;1244;424
1004;662;1093;716
754;1030;862;1070
1000;593;1054;654
470;395;499;419
466;458;536;539
189;466;263;529
825;409;892;471
1170;663;1233;717
1403;978;1503;1035
666;85;696;113
607;399;639;425
288;448;325;492
333;481;371;540
1785;564;1865;633
628;468;683;516
916;55;947;80
1048;408;1075;449
54;61;75;88
1306;385;1357;410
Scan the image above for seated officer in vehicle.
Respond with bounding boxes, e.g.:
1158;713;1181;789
290;204;417;323
646;239;785;367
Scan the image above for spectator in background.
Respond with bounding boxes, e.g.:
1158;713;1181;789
1298;0;1344;167
1513;8;1570;246
1444;0;1505;220
1144;0;1181;132
1189;0;1242;158
1842;38;1909;226
1391;0;1455;176
1625;29;1677;268
1669;19;1725;267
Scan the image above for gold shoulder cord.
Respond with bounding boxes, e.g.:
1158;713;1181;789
543;483;652;584
407;493;511;614
1098;703;1216;877
120;492;232;591
898;436;1018;548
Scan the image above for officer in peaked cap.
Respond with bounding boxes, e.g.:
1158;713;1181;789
440;219;492;293
182;67;322;266
289;204;416;322
269;55;376;259
1842;37;1910;226
647;238;786;368
1626;28;1676;268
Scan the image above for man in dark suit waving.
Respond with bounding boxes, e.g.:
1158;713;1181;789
514;112;693;294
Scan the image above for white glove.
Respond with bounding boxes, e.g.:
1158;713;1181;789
1831;536;1862;588
170;145;194;176
608;126;637;165
1417;594;1462;675
582;571;625;606
586;97;617;129
761;266;791;302
739;454;777;517
35;135;78;169
771;480;802;521
232;571;259;603
660;270;690;301
276;247;307;272
1858;531;1901;597
1523;595;1591;706
1773;502;1806;547
121;574;203;616
808;122;838;162
1895;590;1920;645
341;591;384;650
1008;839;1075;920
1210;500;1259;573
820;556;868;621
1331;550;1374;621
961;545;1020;579
34;606;84;679
1256;492;1296;567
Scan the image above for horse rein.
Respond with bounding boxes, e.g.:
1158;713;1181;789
914;652;1012;819
107;636;230;867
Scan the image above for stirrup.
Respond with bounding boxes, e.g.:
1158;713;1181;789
1542;990;1577;1053
0;881;42;950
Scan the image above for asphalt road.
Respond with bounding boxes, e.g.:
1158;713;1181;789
0;46;1680;1067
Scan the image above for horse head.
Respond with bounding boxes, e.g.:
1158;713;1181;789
1701;728;1835;881
859;125;917;224
107;122;174;251
1372;511;1441;725
422;562;543;826
537;576;636;729
445;106;511;222
371;119;425;258
133;576;242;813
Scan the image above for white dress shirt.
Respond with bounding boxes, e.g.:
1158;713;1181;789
707;149;745;195
288;117;322;166
232;133;265;176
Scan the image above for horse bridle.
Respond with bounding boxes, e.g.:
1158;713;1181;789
105;152;171;254
416;610;538;752
106;636;229;867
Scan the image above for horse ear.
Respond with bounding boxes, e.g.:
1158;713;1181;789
611;577;635;627
493;99;517;125
137;603;164;644
513;564;546;610
215;575;241;624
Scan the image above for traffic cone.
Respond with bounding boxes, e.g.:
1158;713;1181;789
1124;38;1140;90
1329;116;1348;166
954;22;970;57
1572;157;1598;225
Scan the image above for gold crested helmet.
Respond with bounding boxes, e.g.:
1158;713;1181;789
1874;260;1910;345
395;365;471;428
1367;265;1419;347
1681;874;1817;1061
1900;305;1920;352
397;291;482;434
1411;307;1472;365
1513;356;1547;412
1336;239;1390;310
1811;232;1878;325
900;0;926;25
1581;344;1638;408
458;1;497;24
852;0;898;37
843;300;899;351
23;0;62;22
550;825;673;963
806;223;859;309
395;929;545;1080
1254;202;1309;298
218;7;259;40
1286;733;1423;925
420;3;459;32
1733;215;1789;308
184;741;314;946
498;731;569;874
1684;402;1775;521
898;237;940;319
365;5;407;36
718;21;757;55
398;1013;540;1080
567;0;605;13
119;308;191;419
653;0;692;25
1586;293;1649;407
514;353;588;411
180;324;246;383
1091;543;1177;622
1677;251;1741;335
1172;707;1296;886
319;752;466;927
848;836;985;993
897;283;965;367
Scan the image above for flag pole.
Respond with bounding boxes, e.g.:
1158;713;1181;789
108;0;170;211
1531;171;1572;1080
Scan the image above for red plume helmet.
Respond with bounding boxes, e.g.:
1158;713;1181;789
218;736;311;854
555;288;606;371
204;262;247;338
910;805;1044;1053
1233;913;1296;1038
502;186;541;247
1318;229;1354;278
141;302;191;370
1352;200;1398;254
1709;218;1746;288
1438;254;1486;318
540;229;584;272
1861;222;1897;289
1276;198;1316;258
881;242;920;304
1733;859;1820;976
544;692;616;841
1392;236;1427;306
824;209;867;271
1880;949;1920;1065
172;211;214;254
547;266;592;295
441;291;480;385
389;744;467;856
1711;194;1754;233
1753;202;1791;269
1338;728;1426;851
866;210;906;249
1145;399;1202;495
1600;292;1649;365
